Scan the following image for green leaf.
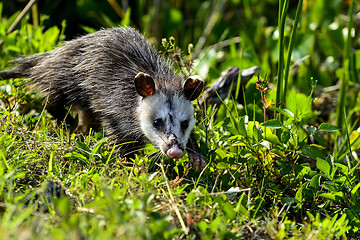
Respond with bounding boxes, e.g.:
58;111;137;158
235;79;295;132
281;197;299;205
316;158;331;177
62;153;72;158
209;217;223;232
268;107;294;118
186;191;196;206
281;129;290;143
120;7;131;26
228;126;240;135
259;140;271;150
253;124;263;142
197;221;207;233
54;197;71;218
75;141;91;153
334;163;349;175
14;171;25;179
238;115;248;137
261;119;283;129
287;88;297;116
216;162;228;169
310;174;321;190
295;185;304;203
307;125;317;134
92;173;101;187
48;151;54;174
235;193;249;216
318;192;344;202
224;187;240;200
317;123;340;132
215;149;227;159
264;131;282;146
92;138;107;154
351;182;360;198
301;145;326;160
329;213;339;229
222;201;236;220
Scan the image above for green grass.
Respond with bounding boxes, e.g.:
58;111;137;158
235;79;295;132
1;1;360;239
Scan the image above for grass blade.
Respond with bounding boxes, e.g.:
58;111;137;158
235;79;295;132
275;0;289;110
282;0;303;104
336;0;354;130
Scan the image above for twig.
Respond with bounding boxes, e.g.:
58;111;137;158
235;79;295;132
107;0;125;18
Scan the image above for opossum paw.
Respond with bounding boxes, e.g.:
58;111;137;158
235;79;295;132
188;151;206;172
73;123;89;133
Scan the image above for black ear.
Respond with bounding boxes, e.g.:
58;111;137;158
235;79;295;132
183;75;204;101
134;72;156;98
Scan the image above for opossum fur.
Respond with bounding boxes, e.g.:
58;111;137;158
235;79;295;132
0;27;206;170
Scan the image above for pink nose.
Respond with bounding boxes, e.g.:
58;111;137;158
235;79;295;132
166;145;183;159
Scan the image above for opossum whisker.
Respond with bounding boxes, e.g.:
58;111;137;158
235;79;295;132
185;146;205;158
148;151;163;165
157;134;169;146
153;151;163;160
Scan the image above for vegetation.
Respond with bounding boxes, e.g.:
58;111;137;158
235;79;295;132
1;0;360;239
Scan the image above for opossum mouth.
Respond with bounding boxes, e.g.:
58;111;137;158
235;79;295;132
165;144;184;159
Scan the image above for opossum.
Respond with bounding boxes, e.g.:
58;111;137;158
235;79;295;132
0;27;206;171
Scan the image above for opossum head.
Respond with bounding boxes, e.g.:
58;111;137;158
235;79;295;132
135;72;203;159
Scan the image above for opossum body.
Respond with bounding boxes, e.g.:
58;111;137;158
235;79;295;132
0;27;206;171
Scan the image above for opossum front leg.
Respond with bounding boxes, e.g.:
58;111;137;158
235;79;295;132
45;102;98;133
73;109;99;133
187;133;206;172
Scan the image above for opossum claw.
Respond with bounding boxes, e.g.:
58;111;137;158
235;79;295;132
188;151;206;172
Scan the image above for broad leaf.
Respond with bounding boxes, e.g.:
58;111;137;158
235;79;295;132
316;158;331;177
261;119;283;129
268;107;294;118
310;174;321;190
317;123;340;132
238;115;248;137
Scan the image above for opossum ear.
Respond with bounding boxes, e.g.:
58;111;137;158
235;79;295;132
134;72;156;98
183;75;204;101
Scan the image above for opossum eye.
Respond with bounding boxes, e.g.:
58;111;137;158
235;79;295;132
180;120;189;130
153;118;163;129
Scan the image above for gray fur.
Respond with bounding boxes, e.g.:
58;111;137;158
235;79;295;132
10;28;179;140
0;27;206;170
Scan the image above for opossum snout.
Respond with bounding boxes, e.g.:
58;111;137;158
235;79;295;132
166;145;183;159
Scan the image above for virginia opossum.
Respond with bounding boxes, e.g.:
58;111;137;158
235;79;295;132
0;27;206;171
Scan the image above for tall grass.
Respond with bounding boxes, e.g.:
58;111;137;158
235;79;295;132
275;0;303;117
335;0;354;131
275;0;288;110
282;0;303;103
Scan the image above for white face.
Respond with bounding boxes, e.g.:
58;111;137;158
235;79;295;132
137;93;195;158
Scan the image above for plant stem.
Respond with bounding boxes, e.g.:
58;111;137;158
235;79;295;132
336;0;354;131
275;0;287;109
282;0;303;104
